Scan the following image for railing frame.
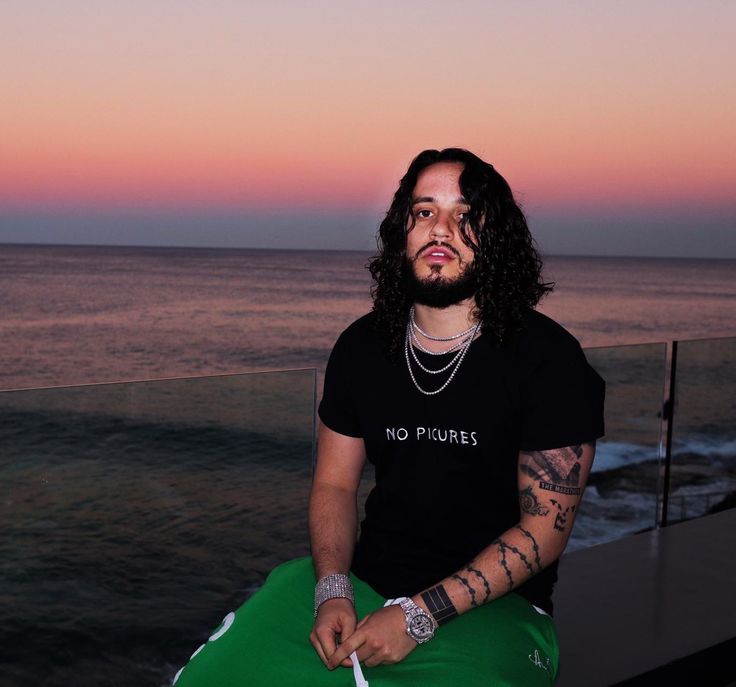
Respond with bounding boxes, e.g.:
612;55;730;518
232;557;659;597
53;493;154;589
658;340;678;528
2;336;733;539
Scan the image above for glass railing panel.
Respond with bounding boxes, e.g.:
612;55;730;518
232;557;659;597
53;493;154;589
669;337;736;523
568;343;668;550
0;369;316;687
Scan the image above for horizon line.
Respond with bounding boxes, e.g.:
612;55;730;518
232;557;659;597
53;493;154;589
2;240;735;262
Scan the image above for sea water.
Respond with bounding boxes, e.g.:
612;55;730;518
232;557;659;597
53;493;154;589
2;244;735;390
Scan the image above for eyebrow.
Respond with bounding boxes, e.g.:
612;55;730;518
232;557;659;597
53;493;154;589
411;196;469;205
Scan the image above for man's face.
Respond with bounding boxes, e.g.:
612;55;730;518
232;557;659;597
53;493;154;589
404;162;477;307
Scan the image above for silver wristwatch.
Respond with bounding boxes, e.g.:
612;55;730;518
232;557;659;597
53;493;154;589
398;597;436;644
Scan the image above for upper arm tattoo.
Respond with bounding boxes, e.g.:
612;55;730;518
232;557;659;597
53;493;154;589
519;441;595;495
550;499;576;531
519;485;550;516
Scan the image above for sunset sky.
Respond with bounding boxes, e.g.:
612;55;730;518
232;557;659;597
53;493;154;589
1;1;734;256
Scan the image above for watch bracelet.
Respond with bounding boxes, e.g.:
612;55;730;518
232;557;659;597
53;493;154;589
399;597;436;643
314;573;354;617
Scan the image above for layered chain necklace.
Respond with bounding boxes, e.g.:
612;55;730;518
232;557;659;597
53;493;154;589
405;306;481;396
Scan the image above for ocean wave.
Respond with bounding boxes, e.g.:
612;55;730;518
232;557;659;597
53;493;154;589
593;435;735;473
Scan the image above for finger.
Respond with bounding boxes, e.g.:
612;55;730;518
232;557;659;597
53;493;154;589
328;632;363;670
309;630;329;666
338;639;355;668
336;632;356;669
336;611;358;667
314;626;338;666
340;611;358;639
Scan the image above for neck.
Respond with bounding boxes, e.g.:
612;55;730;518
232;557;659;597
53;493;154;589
412;299;477;339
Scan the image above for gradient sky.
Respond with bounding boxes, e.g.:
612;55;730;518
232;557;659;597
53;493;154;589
1;1;734;256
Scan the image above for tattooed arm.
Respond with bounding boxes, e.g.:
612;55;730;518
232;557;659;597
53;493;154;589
415;441;597;624
326;441;596;669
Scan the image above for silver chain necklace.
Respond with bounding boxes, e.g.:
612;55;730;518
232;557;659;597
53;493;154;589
409;306;476;341
410;329;470;356
404;315;481;396
409;332;466;374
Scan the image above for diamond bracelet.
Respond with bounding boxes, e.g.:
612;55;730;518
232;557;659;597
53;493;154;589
314;573;354;616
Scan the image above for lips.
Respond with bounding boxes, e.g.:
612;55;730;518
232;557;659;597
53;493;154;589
420;244;457;263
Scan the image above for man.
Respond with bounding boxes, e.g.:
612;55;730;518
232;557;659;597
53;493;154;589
173;148;605;686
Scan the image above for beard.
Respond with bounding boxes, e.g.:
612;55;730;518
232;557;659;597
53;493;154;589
401;256;478;309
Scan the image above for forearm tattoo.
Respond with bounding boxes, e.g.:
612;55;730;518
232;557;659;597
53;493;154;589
496;538;515;590
497;538;535;576
421;585;458;625
515;525;543;571
465;564;492;602
447;564;493;610
451;571;478;607
494;527;543;591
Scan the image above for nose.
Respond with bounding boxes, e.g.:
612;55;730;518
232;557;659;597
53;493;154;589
429;212;454;241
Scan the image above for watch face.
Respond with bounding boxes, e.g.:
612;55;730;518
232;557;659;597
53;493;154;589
410;614;434;639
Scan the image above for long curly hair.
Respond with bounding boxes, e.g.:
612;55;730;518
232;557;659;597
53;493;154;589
368;148;553;356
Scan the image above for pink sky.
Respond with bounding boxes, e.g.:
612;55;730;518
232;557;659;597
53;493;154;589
1;1;734;254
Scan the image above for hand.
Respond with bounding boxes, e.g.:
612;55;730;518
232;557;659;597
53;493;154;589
310;598;358;668
327;604;418;669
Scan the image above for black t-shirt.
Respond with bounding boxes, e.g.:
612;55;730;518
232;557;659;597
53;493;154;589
318;309;605;614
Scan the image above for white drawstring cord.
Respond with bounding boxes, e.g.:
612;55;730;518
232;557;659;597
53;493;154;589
350;651;369;687
349;597;406;687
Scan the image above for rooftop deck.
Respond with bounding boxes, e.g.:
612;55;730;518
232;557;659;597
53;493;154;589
554;508;736;686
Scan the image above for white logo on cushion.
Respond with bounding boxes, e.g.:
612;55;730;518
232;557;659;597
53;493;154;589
529;649;550;671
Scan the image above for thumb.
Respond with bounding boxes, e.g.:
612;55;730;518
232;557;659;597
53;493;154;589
340;609;357;638
338;611;359;669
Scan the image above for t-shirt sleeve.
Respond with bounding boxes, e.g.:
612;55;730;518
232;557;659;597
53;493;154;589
318;331;364;438
519;334;605;451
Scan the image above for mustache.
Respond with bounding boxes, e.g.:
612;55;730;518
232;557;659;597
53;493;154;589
412;241;461;261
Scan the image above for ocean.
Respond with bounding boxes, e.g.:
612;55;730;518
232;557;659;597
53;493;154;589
1;244;735;686
2;244;735;390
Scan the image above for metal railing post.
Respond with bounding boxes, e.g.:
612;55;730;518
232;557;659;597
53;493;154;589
658;340;678;527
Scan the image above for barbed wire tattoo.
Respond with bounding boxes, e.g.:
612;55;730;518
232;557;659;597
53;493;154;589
451;572;478;607
464;564;492;602
515;525;543;571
